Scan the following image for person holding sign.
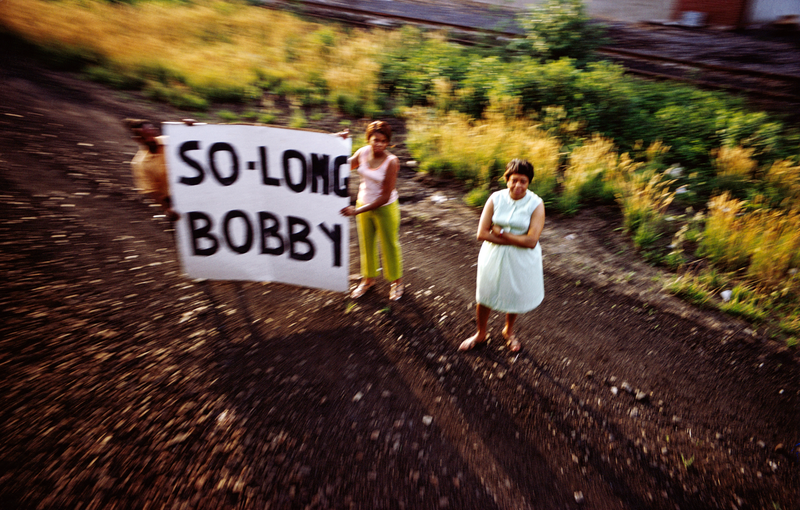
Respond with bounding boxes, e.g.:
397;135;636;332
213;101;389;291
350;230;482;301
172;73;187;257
124;118;179;221
459;159;545;353
340;121;404;301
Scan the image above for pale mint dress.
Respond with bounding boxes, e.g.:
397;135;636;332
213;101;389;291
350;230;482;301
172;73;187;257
476;189;544;314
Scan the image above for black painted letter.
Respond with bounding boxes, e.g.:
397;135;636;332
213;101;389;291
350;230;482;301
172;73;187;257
188;211;218;256
209;142;239;186
222;210;253;254
288;216;314;261
310;153;330;194
333;155;349;197
259;212;284;255
283;150;307;193
179;141;205;186
259;146;280;186
319;222;342;267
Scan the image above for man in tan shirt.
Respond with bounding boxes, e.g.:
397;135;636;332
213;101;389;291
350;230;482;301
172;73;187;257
124;118;179;221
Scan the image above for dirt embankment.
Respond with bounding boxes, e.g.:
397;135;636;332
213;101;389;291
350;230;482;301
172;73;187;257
1;42;799;509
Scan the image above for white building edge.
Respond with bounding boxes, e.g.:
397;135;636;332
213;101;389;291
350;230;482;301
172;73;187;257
471;0;799;26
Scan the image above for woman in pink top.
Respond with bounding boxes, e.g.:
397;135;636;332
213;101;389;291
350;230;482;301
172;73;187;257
340;121;404;301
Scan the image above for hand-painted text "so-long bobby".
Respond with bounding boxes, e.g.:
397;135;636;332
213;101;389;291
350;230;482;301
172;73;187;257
178;141;349;194
177;142;349;264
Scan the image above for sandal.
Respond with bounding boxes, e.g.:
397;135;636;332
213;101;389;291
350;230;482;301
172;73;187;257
350;279;374;299
389;281;404;301
458;335;485;352
506;335;521;353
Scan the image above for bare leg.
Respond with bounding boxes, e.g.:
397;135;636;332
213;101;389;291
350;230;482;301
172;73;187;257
459;304;491;351
503;313;520;352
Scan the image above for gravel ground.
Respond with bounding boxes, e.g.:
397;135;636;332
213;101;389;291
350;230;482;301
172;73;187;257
1;29;800;510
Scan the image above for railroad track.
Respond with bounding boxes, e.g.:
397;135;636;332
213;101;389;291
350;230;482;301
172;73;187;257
262;0;520;38
597;47;800;104
264;0;800;112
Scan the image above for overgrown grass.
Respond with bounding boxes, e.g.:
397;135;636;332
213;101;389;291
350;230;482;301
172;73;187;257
403;107;560;202
558;134;618;214
3;0;799;341
0;0;388;112
669;186;800;336
378;26;799;186
701;195;800;286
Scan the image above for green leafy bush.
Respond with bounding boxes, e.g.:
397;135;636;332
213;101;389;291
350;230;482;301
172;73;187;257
512;0;606;65
85;65;145;90
378;27;473;108
464;188;491;208
217;110;239;122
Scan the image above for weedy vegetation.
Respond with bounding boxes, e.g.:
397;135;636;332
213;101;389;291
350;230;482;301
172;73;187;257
1;0;799;341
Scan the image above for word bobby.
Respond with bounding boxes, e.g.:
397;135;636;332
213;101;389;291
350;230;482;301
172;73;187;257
163;123;352;292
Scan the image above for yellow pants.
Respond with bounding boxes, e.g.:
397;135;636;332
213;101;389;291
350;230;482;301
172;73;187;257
356;200;403;281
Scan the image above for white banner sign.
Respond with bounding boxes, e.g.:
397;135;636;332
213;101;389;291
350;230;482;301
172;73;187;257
163;123;352;292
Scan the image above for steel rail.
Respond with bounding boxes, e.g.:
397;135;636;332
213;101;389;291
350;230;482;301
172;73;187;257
597;47;800;84
263;0;519;36
263;0;800;103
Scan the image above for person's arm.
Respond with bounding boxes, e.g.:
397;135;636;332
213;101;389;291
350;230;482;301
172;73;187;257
488;202;545;248
476;198;501;243
339;148;361;216
349;147;362;173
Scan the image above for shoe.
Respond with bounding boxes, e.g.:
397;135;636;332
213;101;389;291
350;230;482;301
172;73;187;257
350;279;374;299
389;281;404;301
506;335;521;353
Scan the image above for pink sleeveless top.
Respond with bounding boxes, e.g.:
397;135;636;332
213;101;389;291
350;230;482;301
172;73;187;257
356;147;399;206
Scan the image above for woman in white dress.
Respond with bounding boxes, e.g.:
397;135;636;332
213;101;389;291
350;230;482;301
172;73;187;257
459;159;545;353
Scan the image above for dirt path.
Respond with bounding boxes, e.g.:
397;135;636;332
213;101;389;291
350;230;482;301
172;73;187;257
1;46;799;509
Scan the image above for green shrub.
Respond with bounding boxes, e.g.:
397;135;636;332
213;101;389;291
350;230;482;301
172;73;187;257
664;249;686;270
334;92;366;118
719;283;770;322
192;82;252;103
634;221;663;252
378;27;473;108
217;110;239;122
312;27;337;54
169;90;209;111
513;0;606;65
136;61;186;85
455;56;507;118
289;108;306;129
664;275;713;307
254;68;284;93
257;112;276;124
85;65;145;90
511;58;580;116
464;188;491;208
36;40;104;71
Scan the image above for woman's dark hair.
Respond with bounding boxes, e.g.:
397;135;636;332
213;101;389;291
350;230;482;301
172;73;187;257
503;158;534;182
124;118;152;131
366;120;392;142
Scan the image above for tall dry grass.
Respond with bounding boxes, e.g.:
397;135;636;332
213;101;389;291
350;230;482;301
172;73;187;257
713;145;758;179
601;141;673;233
764;159;800;205
4;0;799;338
404;107;561;199
698;193;753;270
700;193;800;290
558;134;618;214
0;0;387;107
